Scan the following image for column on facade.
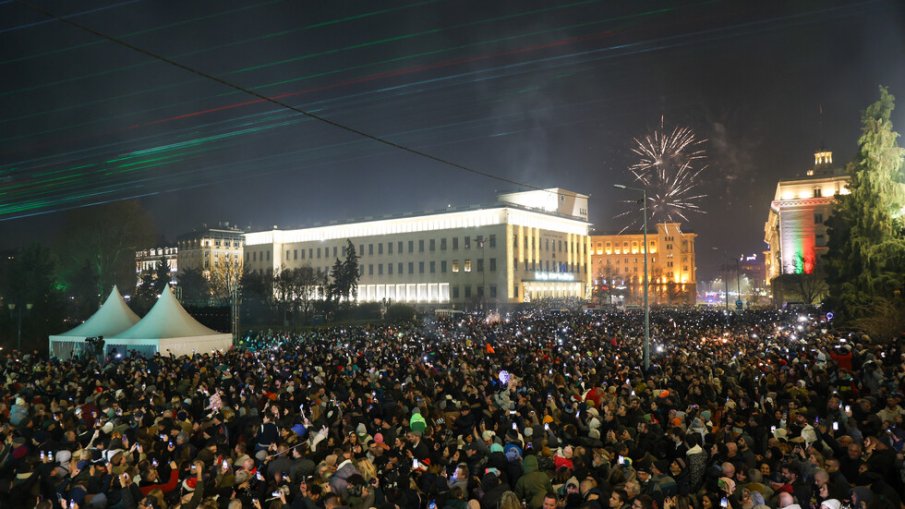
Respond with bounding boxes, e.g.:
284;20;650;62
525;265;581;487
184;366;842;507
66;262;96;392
532;228;543;270
518;225;525;266
566;233;573;272
506;224;515;300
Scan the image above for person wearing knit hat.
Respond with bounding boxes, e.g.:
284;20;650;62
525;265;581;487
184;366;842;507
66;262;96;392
820;500;841;509
372;432;390;451
56;450;72;471
410;409;427;433
182;477;198;492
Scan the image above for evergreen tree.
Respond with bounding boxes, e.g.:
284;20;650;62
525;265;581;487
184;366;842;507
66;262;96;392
342;240;360;303
329;258;345;302
825;86;905;322
132;269;158;314
153;256;171;296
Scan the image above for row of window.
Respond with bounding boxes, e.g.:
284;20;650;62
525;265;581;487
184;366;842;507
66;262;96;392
358;235;497;256
512;258;582;273
180;240;242;248
249;235;502;264
450;285;498;299
513;235;588;254
362;258;498;276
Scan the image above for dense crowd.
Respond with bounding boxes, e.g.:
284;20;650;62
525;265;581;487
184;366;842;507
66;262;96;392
0;309;903;509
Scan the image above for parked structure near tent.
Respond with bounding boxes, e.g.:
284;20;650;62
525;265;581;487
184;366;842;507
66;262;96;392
48;286;139;359
105;286;232;357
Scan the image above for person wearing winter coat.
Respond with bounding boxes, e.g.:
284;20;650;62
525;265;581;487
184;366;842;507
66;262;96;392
515;455;554;509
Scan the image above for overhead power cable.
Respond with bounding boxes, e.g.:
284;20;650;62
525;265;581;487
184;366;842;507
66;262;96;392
15;0;565;199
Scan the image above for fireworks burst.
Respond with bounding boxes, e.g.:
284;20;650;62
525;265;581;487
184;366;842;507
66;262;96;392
617;117;708;230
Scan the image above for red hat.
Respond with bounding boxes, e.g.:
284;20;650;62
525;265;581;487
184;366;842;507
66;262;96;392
182;477;198;492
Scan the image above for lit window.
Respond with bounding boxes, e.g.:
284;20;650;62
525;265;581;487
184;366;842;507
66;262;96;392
452;261;460;273
464;259;472;272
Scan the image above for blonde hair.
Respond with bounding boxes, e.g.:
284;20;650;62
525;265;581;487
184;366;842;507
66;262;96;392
499;491;522;509
355;457;377;482
147;488;167;509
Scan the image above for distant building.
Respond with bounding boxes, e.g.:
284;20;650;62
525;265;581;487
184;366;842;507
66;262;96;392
135;246;178;285
176;224;245;280
243;188;593;307
764;150;849;283
738;253;766;290
590;222;697;305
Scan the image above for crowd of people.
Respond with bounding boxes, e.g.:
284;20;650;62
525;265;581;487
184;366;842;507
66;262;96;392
0;308;903;509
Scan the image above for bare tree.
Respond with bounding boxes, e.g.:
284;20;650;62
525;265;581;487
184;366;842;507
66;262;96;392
209;253;243;306
780;254;828;305
272;266;321;325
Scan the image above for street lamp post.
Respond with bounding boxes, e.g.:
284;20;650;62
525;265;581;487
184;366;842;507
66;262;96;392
7;302;33;352
614;184;649;371
713;247;742;311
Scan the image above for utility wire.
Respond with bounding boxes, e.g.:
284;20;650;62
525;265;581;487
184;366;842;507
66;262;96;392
16;0;567;200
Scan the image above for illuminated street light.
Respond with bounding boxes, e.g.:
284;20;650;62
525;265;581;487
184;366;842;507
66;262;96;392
7;302;33;352
613;184;649;371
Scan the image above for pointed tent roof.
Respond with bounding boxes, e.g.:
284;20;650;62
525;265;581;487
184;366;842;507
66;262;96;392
57;286;140;337
111;286;221;339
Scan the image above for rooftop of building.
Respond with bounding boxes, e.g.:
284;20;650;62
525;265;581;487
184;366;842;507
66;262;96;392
246;188;589;234
176;222;246;241
591;222;696;237
779;149;848;182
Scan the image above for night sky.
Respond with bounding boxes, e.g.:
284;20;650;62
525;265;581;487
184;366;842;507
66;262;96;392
1;0;904;279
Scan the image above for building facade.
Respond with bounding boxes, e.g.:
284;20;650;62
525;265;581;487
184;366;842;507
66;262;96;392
243;189;592;307
590;222;697;305
135;246;178;285
176;224;245;280
764;150;849;282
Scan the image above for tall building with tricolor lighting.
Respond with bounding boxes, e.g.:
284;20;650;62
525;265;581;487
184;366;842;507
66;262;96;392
764;150;849;283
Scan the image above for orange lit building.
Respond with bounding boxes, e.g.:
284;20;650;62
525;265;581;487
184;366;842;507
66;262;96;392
590;222;696;305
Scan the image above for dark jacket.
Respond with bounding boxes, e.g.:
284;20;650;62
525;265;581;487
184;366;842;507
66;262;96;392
515;455;553;509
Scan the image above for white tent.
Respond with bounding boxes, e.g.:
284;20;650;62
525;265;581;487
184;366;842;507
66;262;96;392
49;286;140;359
105;286;232;357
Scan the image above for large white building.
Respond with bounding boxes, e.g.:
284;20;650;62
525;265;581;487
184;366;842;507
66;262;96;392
244;189;593;307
